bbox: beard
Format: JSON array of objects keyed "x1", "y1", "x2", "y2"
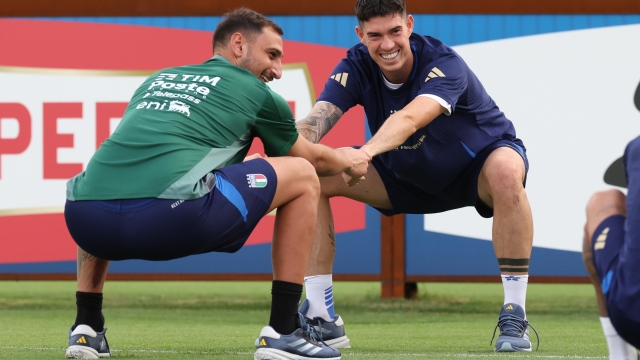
[{"x1": 237, "y1": 47, "x2": 260, "y2": 79}]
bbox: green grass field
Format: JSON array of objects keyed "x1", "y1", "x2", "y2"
[{"x1": 0, "y1": 281, "x2": 610, "y2": 359}]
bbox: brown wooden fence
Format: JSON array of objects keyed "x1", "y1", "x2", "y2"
[{"x1": 1, "y1": 0, "x2": 639, "y2": 16}]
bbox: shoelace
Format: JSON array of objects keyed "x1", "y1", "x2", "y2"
[
  {"x1": 490, "y1": 314, "x2": 540, "y2": 351},
  {"x1": 312, "y1": 319, "x2": 327, "y2": 341},
  {"x1": 298, "y1": 313, "x2": 331, "y2": 348}
]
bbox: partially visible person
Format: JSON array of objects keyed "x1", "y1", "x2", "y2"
[
  {"x1": 583, "y1": 135, "x2": 640, "y2": 360},
  {"x1": 64, "y1": 8, "x2": 370, "y2": 360},
  {"x1": 296, "y1": 0, "x2": 535, "y2": 352}
]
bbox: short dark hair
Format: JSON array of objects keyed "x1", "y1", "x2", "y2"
[
  {"x1": 355, "y1": 0, "x2": 406, "y2": 26},
  {"x1": 212, "y1": 8, "x2": 283, "y2": 52}
]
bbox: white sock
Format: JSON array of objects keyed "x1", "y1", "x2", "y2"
[
  {"x1": 502, "y1": 274, "x2": 528, "y2": 314},
  {"x1": 600, "y1": 317, "x2": 638, "y2": 360},
  {"x1": 303, "y1": 274, "x2": 335, "y2": 321}
]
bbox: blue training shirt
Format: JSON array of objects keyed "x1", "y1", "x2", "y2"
[{"x1": 318, "y1": 33, "x2": 524, "y2": 192}]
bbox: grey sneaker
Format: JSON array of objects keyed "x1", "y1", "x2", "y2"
[
  {"x1": 254, "y1": 313, "x2": 341, "y2": 360},
  {"x1": 66, "y1": 325, "x2": 111, "y2": 358},
  {"x1": 299, "y1": 299, "x2": 350, "y2": 348},
  {"x1": 491, "y1": 303, "x2": 539, "y2": 352}
]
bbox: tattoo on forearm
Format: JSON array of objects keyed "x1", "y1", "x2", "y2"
[
  {"x1": 82, "y1": 250, "x2": 95, "y2": 262},
  {"x1": 296, "y1": 102, "x2": 343, "y2": 144}
]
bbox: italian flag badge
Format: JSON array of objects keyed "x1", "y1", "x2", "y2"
[{"x1": 247, "y1": 174, "x2": 268, "y2": 188}]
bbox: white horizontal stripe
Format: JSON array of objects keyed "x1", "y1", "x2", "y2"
[
  {"x1": 288, "y1": 338, "x2": 307, "y2": 347},
  {"x1": 298, "y1": 343, "x2": 314, "y2": 352}
]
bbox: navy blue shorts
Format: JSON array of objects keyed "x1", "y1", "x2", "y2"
[
  {"x1": 64, "y1": 158, "x2": 277, "y2": 261},
  {"x1": 591, "y1": 216, "x2": 640, "y2": 348},
  {"x1": 372, "y1": 139, "x2": 528, "y2": 217},
  {"x1": 591, "y1": 136, "x2": 640, "y2": 348}
]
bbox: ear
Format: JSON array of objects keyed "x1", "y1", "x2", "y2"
[
  {"x1": 355, "y1": 26, "x2": 365, "y2": 45},
  {"x1": 229, "y1": 32, "x2": 245, "y2": 58},
  {"x1": 406, "y1": 14, "x2": 414, "y2": 34}
]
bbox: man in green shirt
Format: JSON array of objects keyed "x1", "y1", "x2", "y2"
[{"x1": 64, "y1": 8, "x2": 368, "y2": 360}]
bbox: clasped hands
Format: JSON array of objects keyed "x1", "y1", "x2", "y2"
[
  {"x1": 242, "y1": 147, "x2": 371, "y2": 187},
  {"x1": 338, "y1": 147, "x2": 372, "y2": 187}
]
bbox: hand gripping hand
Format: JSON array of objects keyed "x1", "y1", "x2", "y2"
[{"x1": 339, "y1": 147, "x2": 372, "y2": 186}]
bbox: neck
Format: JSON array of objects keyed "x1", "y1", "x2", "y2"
[{"x1": 212, "y1": 49, "x2": 238, "y2": 66}]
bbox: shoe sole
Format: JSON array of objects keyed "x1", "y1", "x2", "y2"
[
  {"x1": 254, "y1": 348, "x2": 341, "y2": 360},
  {"x1": 324, "y1": 336, "x2": 350, "y2": 349},
  {"x1": 66, "y1": 346, "x2": 110, "y2": 358},
  {"x1": 494, "y1": 342, "x2": 532, "y2": 352}
]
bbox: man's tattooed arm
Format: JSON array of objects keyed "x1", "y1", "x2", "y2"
[{"x1": 296, "y1": 102, "x2": 343, "y2": 144}]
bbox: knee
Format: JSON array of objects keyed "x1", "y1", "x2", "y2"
[
  {"x1": 586, "y1": 189, "x2": 626, "y2": 217},
  {"x1": 484, "y1": 157, "x2": 526, "y2": 198},
  {"x1": 293, "y1": 158, "x2": 321, "y2": 197},
  {"x1": 584, "y1": 189, "x2": 626, "y2": 241}
]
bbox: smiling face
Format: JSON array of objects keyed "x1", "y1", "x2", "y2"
[
  {"x1": 237, "y1": 27, "x2": 284, "y2": 83},
  {"x1": 356, "y1": 13, "x2": 414, "y2": 84}
]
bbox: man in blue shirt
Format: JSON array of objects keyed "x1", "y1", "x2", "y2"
[
  {"x1": 296, "y1": 0, "x2": 535, "y2": 352},
  {"x1": 583, "y1": 136, "x2": 640, "y2": 359}
]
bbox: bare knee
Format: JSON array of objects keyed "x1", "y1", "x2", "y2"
[
  {"x1": 586, "y1": 189, "x2": 626, "y2": 215},
  {"x1": 490, "y1": 163, "x2": 524, "y2": 191},
  {"x1": 292, "y1": 157, "x2": 320, "y2": 197},
  {"x1": 266, "y1": 157, "x2": 320, "y2": 209},
  {"x1": 587, "y1": 189, "x2": 627, "y2": 223},
  {"x1": 585, "y1": 189, "x2": 626, "y2": 236},
  {"x1": 480, "y1": 150, "x2": 526, "y2": 205}
]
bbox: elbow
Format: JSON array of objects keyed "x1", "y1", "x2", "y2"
[{"x1": 404, "y1": 115, "x2": 422, "y2": 134}]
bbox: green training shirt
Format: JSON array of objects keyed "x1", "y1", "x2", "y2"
[{"x1": 67, "y1": 56, "x2": 298, "y2": 201}]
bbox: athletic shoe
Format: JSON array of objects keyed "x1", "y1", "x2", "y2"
[
  {"x1": 491, "y1": 303, "x2": 539, "y2": 352},
  {"x1": 298, "y1": 299, "x2": 350, "y2": 348},
  {"x1": 254, "y1": 313, "x2": 341, "y2": 360},
  {"x1": 66, "y1": 324, "x2": 111, "y2": 358}
]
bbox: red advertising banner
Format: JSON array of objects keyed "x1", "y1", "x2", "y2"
[{"x1": 0, "y1": 20, "x2": 366, "y2": 264}]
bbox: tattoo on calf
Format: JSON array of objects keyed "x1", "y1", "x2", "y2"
[
  {"x1": 81, "y1": 250, "x2": 96, "y2": 262},
  {"x1": 497, "y1": 258, "x2": 529, "y2": 274},
  {"x1": 328, "y1": 224, "x2": 336, "y2": 248}
]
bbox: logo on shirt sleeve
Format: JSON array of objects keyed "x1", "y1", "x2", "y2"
[
  {"x1": 424, "y1": 67, "x2": 445, "y2": 82},
  {"x1": 247, "y1": 174, "x2": 268, "y2": 188},
  {"x1": 330, "y1": 72, "x2": 349, "y2": 87}
]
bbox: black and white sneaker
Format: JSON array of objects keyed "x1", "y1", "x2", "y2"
[
  {"x1": 254, "y1": 313, "x2": 341, "y2": 360},
  {"x1": 299, "y1": 299, "x2": 350, "y2": 348},
  {"x1": 66, "y1": 324, "x2": 111, "y2": 358}
]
